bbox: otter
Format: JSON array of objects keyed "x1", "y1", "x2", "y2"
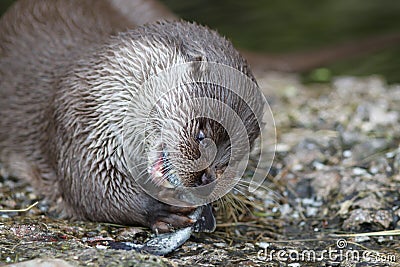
[{"x1": 0, "y1": 0, "x2": 263, "y2": 234}]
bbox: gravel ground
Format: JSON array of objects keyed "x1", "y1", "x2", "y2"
[{"x1": 1, "y1": 72, "x2": 399, "y2": 266}]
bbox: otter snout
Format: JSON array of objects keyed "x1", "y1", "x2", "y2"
[
  {"x1": 199, "y1": 169, "x2": 215, "y2": 186},
  {"x1": 197, "y1": 165, "x2": 226, "y2": 186}
]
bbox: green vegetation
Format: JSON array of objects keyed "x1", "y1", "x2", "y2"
[
  {"x1": 162, "y1": 0, "x2": 400, "y2": 83},
  {"x1": 1, "y1": 0, "x2": 399, "y2": 83}
]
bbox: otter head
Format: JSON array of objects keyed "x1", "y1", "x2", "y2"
[
  {"x1": 126, "y1": 60, "x2": 264, "y2": 206},
  {"x1": 112, "y1": 21, "x2": 267, "y2": 208}
]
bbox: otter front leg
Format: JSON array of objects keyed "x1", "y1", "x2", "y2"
[
  {"x1": 136, "y1": 184, "x2": 199, "y2": 233},
  {"x1": 146, "y1": 200, "x2": 197, "y2": 233}
]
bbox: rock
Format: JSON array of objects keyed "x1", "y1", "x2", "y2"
[
  {"x1": 353, "y1": 195, "x2": 383, "y2": 210},
  {"x1": 343, "y1": 209, "x2": 393, "y2": 230},
  {"x1": 6, "y1": 259, "x2": 74, "y2": 267}
]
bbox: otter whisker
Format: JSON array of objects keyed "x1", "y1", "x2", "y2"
[
  {"x1": 236, "y1": 180, "x2": 283, "y2": 202},
  {"x1": 126, "y1": 161, "x2": 149, "y2": 171}
]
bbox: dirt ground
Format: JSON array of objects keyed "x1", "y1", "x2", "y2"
[{"x1": 1, "y1": 72, "x2": 399, "y2": 266}]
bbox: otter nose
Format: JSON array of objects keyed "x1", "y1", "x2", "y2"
[{"x1": 199, "y1": 168, "x2": 215, "y2": 186}]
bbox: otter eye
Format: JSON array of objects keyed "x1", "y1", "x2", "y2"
[{"x1": 196, "y1": 130, "x2": 205, "y2": 142}]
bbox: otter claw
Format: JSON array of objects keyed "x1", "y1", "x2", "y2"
[
  {"x1": 151, "y1": 213, "x2": 195, "y2": 233},
  {"x1": 151, "y1": 221, "x2": 172, "y2": 234}
]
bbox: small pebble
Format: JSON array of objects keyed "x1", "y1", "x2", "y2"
[
  {"x1": 343, "y1": 150, "x2": 352, "y2": 158},
  {"x1": 354, "y1": 236, "x2": 370, "y2": 242},
  {"x1": 312, "y1": 161, "x2": 326, "y2": 170},
  {"x1": 352, "y1": 167, "x2": 367, "y2": 176},
  {"x1": 213, "y1": 242, "x2": 227, "y2": 248},
  {"x1": 369, "y1": 166, "x2": 379, "y2": 174},
  {"x1": 256, "y1": 242, "x2": 270, "y2": 249}
]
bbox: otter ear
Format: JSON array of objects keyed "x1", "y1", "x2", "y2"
[{"x1": 189, "y1": 55, "x2": 208, "y2": 78}]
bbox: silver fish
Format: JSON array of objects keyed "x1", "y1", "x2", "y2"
[{"x1": 109, "y1": 204, "x2": 215, "y2": 255}]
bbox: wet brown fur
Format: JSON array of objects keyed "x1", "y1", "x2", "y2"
[{"x1": 0, "y1": 0, "x2": 262, "y2": 231}]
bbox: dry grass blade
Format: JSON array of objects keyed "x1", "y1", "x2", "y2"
[
  {"x1": 331, "y1": 230, "x2": 400, "y2": 237},
  {"x1": 0, "y1": 201, "x2": 38, "y2": 213}
]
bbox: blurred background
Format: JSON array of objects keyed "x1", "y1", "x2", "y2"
[{"x1": 1, "y1": 0, "x2": 399, "y2": 83}]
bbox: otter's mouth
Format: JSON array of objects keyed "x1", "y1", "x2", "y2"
[
  {"x1": 148, "y1": 150, "x2": 181, "y2": 188},
  {"x1": 148, "y1": 150, "x2": 217, "y2": 232}
]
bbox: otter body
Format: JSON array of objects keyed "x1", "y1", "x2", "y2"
[{"x1": 0, "y1": 0, "x2": 261, "y2": 232}]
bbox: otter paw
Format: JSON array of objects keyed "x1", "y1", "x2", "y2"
[{"x1": 149, "y1": 204, "x2": 196, "y2": 233}]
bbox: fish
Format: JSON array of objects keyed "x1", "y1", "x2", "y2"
[{"x1": 108, "y1": 204, "x2": 216, "y2": 255}]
